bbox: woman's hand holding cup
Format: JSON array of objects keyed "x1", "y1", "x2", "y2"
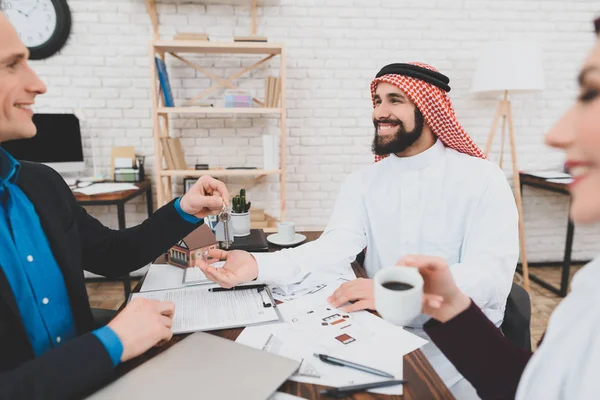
[
  {"x1": 395, "y1": 255, "x2": 471, "y2": 323},
  {"x1": 374, "y1": 255, "x2": 472, "y2": 326}
]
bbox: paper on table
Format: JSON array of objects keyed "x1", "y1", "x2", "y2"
[
  {"x1": 547, "y1": 178, "x2": 574, "y2": 184},
  {"x1": 524, "y1": 170, "x2": 571, "y2": 179},
  {"x1": 140, "y1": 264, "x2": 185, "y2": 292},
  {"x1": 268, "y1": 392, "x2": 306, "y2": 400},
  {"x1": 236, "y1": 294, "x2": 428, "y2": 395},
  {"x1": 74, "y1": 183, "x2": 138, "y2": 195},
  {"x1": 270, "y1": 263, "x2": 356, "y2": 302},
  {"x1": 183, "y1": 261, "x2": 225, "y2": 285},
  {"x1": 131, "y1": 285, "x2": 281, "y2": 333},
  {"x1": 114, "y1": 157, "x2": 133, "y2": 168}
]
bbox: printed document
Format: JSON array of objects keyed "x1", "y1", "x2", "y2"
[{"x1": 131, "y1": 285, "x2": 281, "y2": 333}]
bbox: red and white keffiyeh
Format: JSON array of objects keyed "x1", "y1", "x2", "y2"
[{"x1": 370, "y1": 62, "x2": 485, "y2": 162}]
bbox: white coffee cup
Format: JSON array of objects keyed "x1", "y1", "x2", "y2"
[
  {"x1": 374, "y1": 266, "x2": 424, "y2": 326},
  {"x1": 277, "y1": 221, "x2": 296, "y2": 242}
]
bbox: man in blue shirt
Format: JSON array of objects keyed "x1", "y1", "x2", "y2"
[{"x1": 0, "y1": 12, "x2": 229, "y2": 399}]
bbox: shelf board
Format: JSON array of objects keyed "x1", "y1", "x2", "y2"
[
  {"x1": 190, "y1": 0, "x2": 279, "y2": 4},
  {"x1": 156, "y1": 107, "x2": 281, "y2": 115},
  {"x1": 153, "y1": 40, "x2": 284, "y2": 55},
  {"x1": 160, "y1": 169, "x2": 281, "y2": 177}
]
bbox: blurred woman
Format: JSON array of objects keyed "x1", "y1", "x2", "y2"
[{"x1": 397, "y1": 17, "x2": 600, "y2": 400}]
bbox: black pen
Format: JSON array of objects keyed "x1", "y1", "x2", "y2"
[
  {"x1": 314, "y1": 353, "x2": 394, "y2": 379},
  {"x1": 208, "y1": 284, "x2": 266, "y2": 292},
  {"x1": 320, "y1": 380, "x2": 407, "y2": 398}
]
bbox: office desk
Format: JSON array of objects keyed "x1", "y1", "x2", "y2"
[
  {"x1": 118, "y1": 231, "x2": 454, "y2": 399},
  {"x1": 519, "y1": 172, "x2": 575, "y2": 297},
  {"x1": 74, "y1": 180, "x2": 152, "y2": 298}
]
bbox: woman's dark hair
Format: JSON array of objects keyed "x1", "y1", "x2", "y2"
[{"x1": 595, "y1": 17, "x2": 600, "y2": 36}]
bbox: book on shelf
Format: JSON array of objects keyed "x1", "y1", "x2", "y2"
[
  {"x1": 155, "y1": 57, "x2": 174, "y2": 107},
  {"x1": 233, "y1": 36, "x2": 268, "y2": 42},
  {"x1": 169, "y1": 138, "x2": 188, "y2": 170},
  {"x1": 270, "y1": 77, "x2": 277, "y2": 107},
  {"x1": 173, "y1": 32, "x2": 209, "y2": 41},
  {"x1": 160, "y1": 137, "x2": 175, "y2": 170},
  {"x1": 264, "y1": 76, "x2": 280, "y2": 108},
  {"x1": 160, "y1": 137, "x2": 187, "y2": 170},
  {"x1": 273, "y1": 76, "x2": 281, "y2": 107},
  {"x1": 264, "y1": 76, "x2": 270, "y2": 109}
]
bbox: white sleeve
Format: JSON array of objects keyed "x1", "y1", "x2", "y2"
[
  {"x1": 449, "y1": 167, "x2": 520, "y2": 321},
  {"x1": 254, "y1": 173, "x2": 368, "y2": 286}
]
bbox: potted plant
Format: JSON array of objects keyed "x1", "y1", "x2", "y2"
[{"x1": 231, "y1": 188, "x2": 251, "y2": 237}]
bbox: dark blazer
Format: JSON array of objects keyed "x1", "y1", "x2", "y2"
[
  {"x1": 424, "y1": 301, "x2": 533, "y2": 400},
  {"x1": 0, "y1": 162, "x2": 200, "y2": 399}
]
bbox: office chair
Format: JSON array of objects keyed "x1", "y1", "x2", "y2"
[{"x1": 501, "y1": 283, "x2": 532, "y2": 351}]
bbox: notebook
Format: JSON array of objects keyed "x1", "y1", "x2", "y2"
[{"x1": 230, "y1": 229, "x2": 269, "y2": 252}]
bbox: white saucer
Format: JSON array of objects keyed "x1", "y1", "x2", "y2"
[{"x1": 267, "y1": 233, "x2": 307, "y2": 247}]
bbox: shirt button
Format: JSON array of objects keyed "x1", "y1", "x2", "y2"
[
  {"x1": 27, "y1": 255, "x2": 33, "y2": 262},
  {"x1": 56, "y1": 337, "x2": 61, "y2": 343},
  {"x1": 42, "y1": 298, "x2": 49, "y2": 305}
]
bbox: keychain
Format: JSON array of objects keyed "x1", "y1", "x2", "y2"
[{"x1": 218, "y1": 203, "x2": 232, "y2": 250}]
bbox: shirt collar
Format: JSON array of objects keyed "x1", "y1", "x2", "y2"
[
  {"x1": 386, "y1": 139, "x2": 446, "y2": 171},
  {"x1": 0, "y1": 146, "x2": 21, "y2": 185}
]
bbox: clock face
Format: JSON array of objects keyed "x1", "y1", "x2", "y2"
[
  {"x1": 2, "y1": 0, "x2": 71, "y2": 60},
  {"x1": 4, "y1": 0, "x2": 57, "y2": 48}
]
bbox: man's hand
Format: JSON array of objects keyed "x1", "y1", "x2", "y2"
[
  {"x1": 328, "y1": 278, "x2": 375, "y2": 312},
  {"x1": 397, "y1": 255, "x2": 471, "y2": 323},
  {"x1": 179, "y1": 176, "x2": 230, "y2": 219},
  {"x1": 196, "y1": 248, "x2": 258, "y2": 288},
  {"x1": 107, "y1": 298, "x2": 175, "y2": 362}
]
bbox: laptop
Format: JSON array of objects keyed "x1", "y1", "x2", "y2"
[{"x1": 86, "y1": 332, "x2": 300, "y2": 400}]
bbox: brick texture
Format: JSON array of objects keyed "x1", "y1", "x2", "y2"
[{"x1": 29, "y1": 0, "x2": 600, "y2": 263}]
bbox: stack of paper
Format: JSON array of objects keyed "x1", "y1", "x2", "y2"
[
  {"x1": 270, "y1": 263, "x2": 356, "y2": 302},
  {"x1": 236, "y1": 286, "x2": 428, "y2": 396},
  {"x1": 132, "y1": 285, "x2": 281, "y2": 333},
  {"x1": 73, "y1": 183, "x2": 138, "y2": 195},
  {"x1": 524, "y1": 170, "x2": 571, "y2": 179}
]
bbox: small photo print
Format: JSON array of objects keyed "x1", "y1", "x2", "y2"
[
  {"x1": 335, "y1": 333, "x2": 356, "y2": 345},
  {"x1": 183, "y1": 178, "x2": 196, "y2": 194}
]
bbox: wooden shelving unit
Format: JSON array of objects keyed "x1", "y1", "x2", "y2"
[{"x1": 145, "y1": 2, "x2": 287, "y2": 222}]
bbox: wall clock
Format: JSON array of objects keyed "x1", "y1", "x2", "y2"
[{"x1": 2, "y1": 0, "x2": 72, "y2": 60}]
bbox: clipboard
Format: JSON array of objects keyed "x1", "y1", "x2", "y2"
[{"x1": 129, "y1": 284, "x2": 282, "y2": 334}]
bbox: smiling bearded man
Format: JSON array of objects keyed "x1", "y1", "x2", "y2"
[{"x1": 196, "y1": 62, "x2": 519, "y2": 399}]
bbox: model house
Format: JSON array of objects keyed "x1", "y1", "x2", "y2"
[{"x1": 167, "y1": 224, "x2": 218, "y2": 268}]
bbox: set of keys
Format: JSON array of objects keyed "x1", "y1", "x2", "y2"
[{"x1": 218, "y1": 203, "x2": 232, "y2": 250}]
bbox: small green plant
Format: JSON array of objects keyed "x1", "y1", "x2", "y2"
[{"x1": 232, "y1": 188, "x2": 251, "y2": 213}]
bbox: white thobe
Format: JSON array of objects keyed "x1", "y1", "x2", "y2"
[
  {"x1": 253, "y1": 140, "x2": 519, "y2": 389},
  {"x1": 516, "y1": 256, "x2": 600, "y2": 399}
]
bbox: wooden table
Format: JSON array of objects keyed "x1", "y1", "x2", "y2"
[
  {"x1": 118, "y1": 231, "x2": 454, "y2": 399},
  {"x1": 75, "y1": 180, "x2": 152, "y2": 297},
  {"x1": 519, "y1": 172, "x2": 580, "y2": 297}
]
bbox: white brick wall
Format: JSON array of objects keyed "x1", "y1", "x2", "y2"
[{"x1": 29, "y1": 0, "x2": 600, "y2": 262}]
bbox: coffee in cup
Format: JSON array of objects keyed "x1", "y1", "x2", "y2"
[
  {"x1": 381, "y1": 281, "x2": 414, "y2": 291},
  {"x1": 374, "y1": 266, "x2": 423, "y2": 326}
]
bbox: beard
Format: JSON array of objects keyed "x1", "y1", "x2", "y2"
[{"x1": 371, "y1": 107, "x2": 425, "y2": 156}]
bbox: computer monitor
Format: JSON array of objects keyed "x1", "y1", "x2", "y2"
[{"x1": 1, "y1": 113, "x2": 85, "y2": 173}]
